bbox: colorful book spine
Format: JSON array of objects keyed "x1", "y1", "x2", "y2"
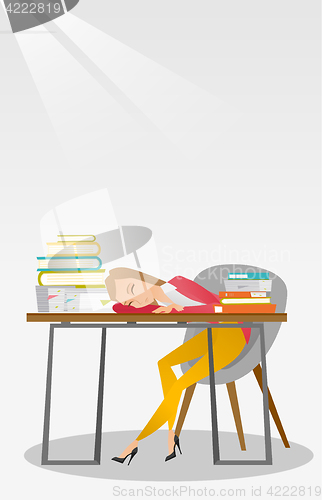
[
  {"x1": 224, "y1": 280, "x2": 272, "y2": 292},
  {"x1": 46, "y1": 242, "x2": 101, "y2": 256},
  {"x1": 216, "y1": 304, "x2": 276, "y2": 313},
  {"x1": 219, "y1": 291, "x2": 267, "y2": 298},
  {"x1": 57, "y1": 234, "x2": 96, "y2": 242},
  {"x1": 38, "y1": 269, "x2": 105, "y2": 286},
  {"x1": 228, "y1": 272, "x2": 270, "y2": 280},
  {"x1": 37, "y1": 256, "x2": 102, "y2": 271},
  {"x1": 220, "y1": 298, "x2": 271, "y2": 305}
]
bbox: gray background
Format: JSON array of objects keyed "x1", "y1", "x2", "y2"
[{"x1": 0, "y1": 0, "x2": 321, "y2": 496}]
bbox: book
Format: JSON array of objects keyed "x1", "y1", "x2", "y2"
[
  {"x1": 214, "y1": 303, "x2": 276, "y2": 313},
  {"x1": 228, "y1": 272, "x2": 270, "y2": 280},
  {"x1": 48, "y1": 295, "x2": 65, "y2": 312},
  {"x1": 66, "y1": 291, "x2": 111, "y2": 312},
  {"x1": 224, "y1": 280, "x2": 272, "y2": 292},
  {"x1": 57, "y1": 234, "x2": 96, "y2": 242},
  {"x1": 219, "y1": 291, "x2": 268, "y2": 298},
  {"x1": 220, "y1": 298, "x2": 271, "y2": 305},
  {"x1": 37, "y1": 256, "x2": 102, "y2": 271},
  {"x1": 35, "y1": 287, "x2": 66, "y2": 312},
  {"x1": 46, "y1": 242, "x2": 101, "y2": 256},
  {"x1": 72, "y1": 285, "x2": 106, "y2": 288},
  {"x1": 38, "y1": 270, "x2": 105, "y2": 286},
  {"x1": 35, "y1": 286, "x2": 111, "y2": 312}
]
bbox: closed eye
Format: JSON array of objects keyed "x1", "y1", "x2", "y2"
[{"x1": 128, "y1": 301, "x2": 134, "y2": 307}]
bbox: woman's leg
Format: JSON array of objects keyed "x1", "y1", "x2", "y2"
[
  {"x1": 158, "y1": 328, "x2": 208, "y2": 429},
  {"x1": 137, "y1": 353, "x2": 210, "y2": 441},
  {"x1": 137, "y1": 327, "x2": 246, "y2": 442}
]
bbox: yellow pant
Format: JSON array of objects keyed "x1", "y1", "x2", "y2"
[{"x1": 136, "y1": 326, "x2": 246, "y2": 441}]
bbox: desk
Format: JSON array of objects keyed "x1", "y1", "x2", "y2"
[{"x1": 26, "y1": 312, "x2": 287, "y2": 466}]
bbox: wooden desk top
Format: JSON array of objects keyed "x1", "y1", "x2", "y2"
[{"x1": 26, "y1": 313, "x2": 287, "y2": 323}]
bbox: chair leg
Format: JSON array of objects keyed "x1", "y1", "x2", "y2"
[
  {"x1": 175, "y1": 383, "x2": 197, "y2": 437},
  {"x1": 253, "y1": 363, "x2": 290, "y2": 448},
  {"x1": 226, "y1": 381, "x2": 247, "y2": 451}
]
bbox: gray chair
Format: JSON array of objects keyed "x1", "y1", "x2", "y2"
[{"x1": 175, "y1": 264, "x2": 289, "y2": 450}]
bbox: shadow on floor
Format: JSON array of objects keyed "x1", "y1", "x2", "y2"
[{"x1": 24, "y1": 430, "x2": 313, "y2": 481}]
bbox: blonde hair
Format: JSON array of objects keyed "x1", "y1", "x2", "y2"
[{"x1": 105, "y1": 267, "x2": 165, "y2": 302}]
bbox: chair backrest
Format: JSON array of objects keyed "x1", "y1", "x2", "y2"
[{"x1": 180, "y1": 264, "x2": 287, "y2": 385}]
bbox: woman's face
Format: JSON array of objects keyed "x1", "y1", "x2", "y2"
[{"x1": 115, "y1": 277, "x2": 155, "y2": 308}]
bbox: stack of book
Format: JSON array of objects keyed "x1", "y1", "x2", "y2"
[
  {"x1": 215, "y1": 272, "x2": 276, "y2": 313},
  {"x1": 36, "y1": 287, "x2": 66, "y2": 312},
  {"x1": 36, "y1": 235, "x2": 111, "y2": 312}
]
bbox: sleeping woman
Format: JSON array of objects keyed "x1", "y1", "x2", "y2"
[{"x1": 105, "y1": 267, "x2": 250, "y2": 465}]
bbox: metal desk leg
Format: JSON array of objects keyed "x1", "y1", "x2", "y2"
[
  {"x1": 207, "y1": 327, "x2": 220, "y2": 464},
  {"x1": 41, "y1": 324, "x2": 54, "y2": 465},
  {"x1": 41, "y1": 325, "x2": 107, "y2": 465},
  {"x1": 259, "y1": 323, "x2": 273, "y2": 465},
  {"x1": 208, "y1": 323, "x2": 273, "y2": 466},
  {"x1": 94, "y1": 328, "x2": 107, "y2": 463}
]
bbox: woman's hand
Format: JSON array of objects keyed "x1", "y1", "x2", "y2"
[{"x1": 153, "y1": 303, "x2": 184, "y2": 314}]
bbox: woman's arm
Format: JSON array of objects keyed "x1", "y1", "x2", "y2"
[
  {"x1": 151, "y1": 285, "x2": 184, "y2": 313},
  {"x1": 112, "y1": 302, "x2": 216, "y2": 314}
]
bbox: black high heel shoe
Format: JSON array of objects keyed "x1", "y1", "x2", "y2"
[
  {"x1": 165, "y1": 435, "x2": 182, "y2": 462},
  {"x1": 111, "y1": 447, "x2": 138, "y2": 465}
]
